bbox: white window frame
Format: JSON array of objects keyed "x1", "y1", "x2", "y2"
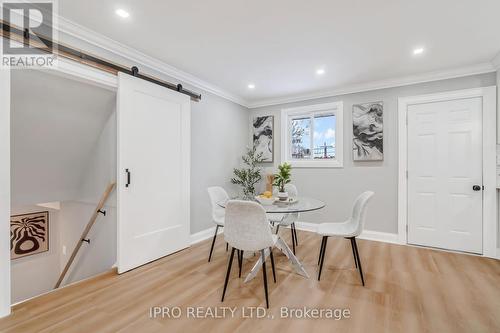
[{"x1": 281, "y1": 101, "x2": 343, "y2": 168}]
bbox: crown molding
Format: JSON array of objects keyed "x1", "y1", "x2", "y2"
[
  {"x1": 247, "y1": 62, "x2": 496, "y2": 108},
  {"x1": 53, "y1": 15, "x2": 498, "y2": 110},
  {"x1": 55, "y1": 16, "x2": 249, "y2": 107},
  {"x1": 492, "y1": 51, "x2": 500, "y2": 70}
]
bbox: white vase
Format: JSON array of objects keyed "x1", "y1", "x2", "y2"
[{"x1": 278, "y1": 191, "x2": 289, "y2": 201}]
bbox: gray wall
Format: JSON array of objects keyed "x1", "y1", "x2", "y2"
[
  {"x1": 250, "y1": 73, "x2": 497, "y2": 234},
  {"x1": 190, "y1": 92, "x2": 249, "y2": 233}
]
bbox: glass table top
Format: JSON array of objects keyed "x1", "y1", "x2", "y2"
[{"x1": 218, "y1": 196, "x2": 325, "y2": 214}]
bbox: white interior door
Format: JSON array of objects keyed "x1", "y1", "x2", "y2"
[
  {"x1": 407, "y1": 97, "x2": 483, "y2": 254},
  {"x1": 117, "y1": 72, "x2": 190, "y2": 274}
]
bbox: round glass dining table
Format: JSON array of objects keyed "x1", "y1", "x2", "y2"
[
  {"x1": 217, "y1": 196, "x2": 325, "y2": 214},
  {"x1": 217, "y1": 196, "x2": 326, "y2": 282}
]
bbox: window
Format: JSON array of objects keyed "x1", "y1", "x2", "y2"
[{"x1": 281, "y1": 102, "x2": 343, "y2": 168}]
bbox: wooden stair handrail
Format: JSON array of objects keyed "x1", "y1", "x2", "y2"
[{"x1": 54, "y1": 183, "x2": 116, "y2": 289}]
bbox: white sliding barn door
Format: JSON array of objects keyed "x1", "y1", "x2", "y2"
[
  {"x1": 117, "y1": 72, "x2": 190, "y2": 274},
  {"x1": 407, "y1": 97, "x2": 483, "y2": 254}
]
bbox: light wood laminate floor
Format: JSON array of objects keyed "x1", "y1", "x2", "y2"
[{"x1": 1, "y1": 230, "x2": 499, "y2": 333}]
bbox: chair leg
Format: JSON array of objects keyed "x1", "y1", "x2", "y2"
[
  {"x1": 208, "y1": 225, "x2": 220, "y2": 262},
  {"x1": 291, "y1": 227, "x2": 296, "y2": 255},
  {"x1": 318, "y1": 236, "x2": 326, "y2": 265},
  {"x1": 349, "y1": 238, "x2": 358, "y2": 268},
  {"x1": 275, "y1": 224, "x2": 280, "y2": 234},
  {"x1": 261, "y1": 250, "x2": 269, "y2": 308},
  {"x1": 226, "y1": 242, "x2": 228, "y2": 252},
  {"x1": 318, "y1": 236, "x2": 328, "y2": 281},
  {"x1": 238, "y1": 250, "x2": 244, "y2": 278},
  {"x1": 269, "y1": 247, "x2": 276, "y2": 283},
  {"x1": 292, "y1": 223, "x2": 298, "y2": 245},
  {"x1": 221, "y1": 247, "x2": 236, "y2": 302},
  {"x1": 352, "y1": 238, "x2": 365, "y2": 286}
]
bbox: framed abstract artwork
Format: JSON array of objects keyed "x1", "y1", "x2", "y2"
[
  {"x1": 10, "y1": 211, "x2": 49, "y2": 260},
  {"x1": 253, "y1": 115, "x2": 274, "y2": 162},
  {"x1": 352, "y1": 102, "x2": 383, "y2": 161}
]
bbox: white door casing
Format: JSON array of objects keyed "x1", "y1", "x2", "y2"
[
  {"x1": 407, "y1": 98, "x2": 483, "y2": 253},
  {"x1": 0, "y1": 69, "x2": 11, "y2": 317},
  {"x1": 398, "y1": 87, "x2": 497, "y2": 258},
  {"x1": 117, "y1": 72, "x2": 190, "y2": 274}
]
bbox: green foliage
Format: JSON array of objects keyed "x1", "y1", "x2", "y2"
[
  {"x1": 273, "y1": 162, "x2": 292, "y2": 192},
  {"x1": 231, "y1": 146, "x2": 264, "y2": 198}
]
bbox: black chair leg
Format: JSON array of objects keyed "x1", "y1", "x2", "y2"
[
  {"x1": 291, "y1": 227, "x2": 296, "y2": 255},
  {"x1": 208, "y1": 225, "x2": 220, "y2": 262},
  {"x1": 221, "y1": 247, "x2": 236, "y2": 301},
  {"x1": 226, "y1": 242, "x2": 228, "y2": 252},
  {"x1": 349, "y1": 238, "x2": 358, "y2": 268},
  {"x1": 238, "y1": 250, "x2": 244, "y2": 278},
  {"x1": 275, "y1": 224, "x2": 280, "y2": 234},
  {"x1": 292, "y1": 223, "x2": 298, "y2": 245},
  {"x1": 352, "y1": 238, "x2": 365, "y2": 286},
  {"x1": 261, "y1": 249, "x2": 269, "y2": 308},
  {"x1": 318, "y1": 236, "x2": 328, "y2": 281},
  {"x1": 269, "y1": 247, "x2": 276, "y2": 283},
  {"x1": 318, "y1": 236, "x2": 326, "y2": 265}
]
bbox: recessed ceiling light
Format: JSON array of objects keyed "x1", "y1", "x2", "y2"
[
  {"x1": 413, "y1": 47, "x2": 425, "y2": 55},
  {"x1": 115, "y1": 9, "x2": 130, "y2": 18},
  {"x1": 316, "y1": 68, "x2": 325, "y2": 75},
  {"x1": 247, "y1": 83, "x2": 255, "y2": 89}
]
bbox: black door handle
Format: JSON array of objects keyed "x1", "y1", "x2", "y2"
[
  {"x1": 472, "y1": 185, "x2": 481, "y2": 191},
  {"x1": 125, "y1": 169, "x2": 131, "y2": 187}
]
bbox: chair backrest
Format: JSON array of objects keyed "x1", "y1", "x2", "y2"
[
  {"x1": 207, "y1": 186, "x2": 229, "y2": 222},
  {"x1": 224, "y1": 200, "x2": 275, "y2": 251},
  {"x1": 350, "y1": 191, "x2": 375, "y2": 236},
  {"x1": 284, "y1": 183, "x2": 298, "y2": 197}
]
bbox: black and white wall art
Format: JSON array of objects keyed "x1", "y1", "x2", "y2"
[
  {"x1": 10, "y1": 211, "x2": 49, "y2": 259},
  {"x1": 253, "y1": 116, "x2": 274, "y2": 162},
  {"x1": 352, "y1": 102, "x2": 383, "y2": 161}
]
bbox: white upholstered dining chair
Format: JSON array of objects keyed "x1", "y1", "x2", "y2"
[
  {"x1": 316, "y1": 191, "x2": 374, "y2": 285},
  {"x1": 207, "y1": 186, "x2": 229, "y2": 262},
  {"x1": 222, "y1": 200, "x2": 277, "y2": 308},
  {"x1": 268, "y1": 183, "x2": 299, "y2": 254}
]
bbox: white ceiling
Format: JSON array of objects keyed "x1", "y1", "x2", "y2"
[{"x1": 58, "y1": 0, "x2": 500, "y2": 106}]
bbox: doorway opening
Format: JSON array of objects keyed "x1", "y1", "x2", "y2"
[{"x1": 10, "y1": 69, "x2": 117, "y2": 304}]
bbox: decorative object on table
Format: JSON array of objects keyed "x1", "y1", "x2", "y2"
[
  {"x1": 252, "y1": 116, "x2": 274, "y2": 162},
  {"x1": 231, "y1": 146, "x2": 265, "y2": 199},
  {"x1": 10, "y1": 211, "x2": 49, "y2": 259},
  {"x1": 255, "y1": 191, "x2": 276, "y2": 206},
  {"x1": 273, "y1": 162, "x2": 292, "y2": 201},
  {"x1": 275, "y1": 197, "x2": 299, "y2": 205},
  {"x1": 352, "y1": 102, "x2": 383, "y2": 161},
  {"x1": 265, "y1": 174, "x2": 274, "y2": 193}
]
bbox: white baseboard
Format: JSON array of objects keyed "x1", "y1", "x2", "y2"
[
  {"x1": 190, "y1": 222, "x2": 401, "y2": 247},
  {"x1": 358, "y1": 230, "x2": 401, "y2": 244},
  {"x1": 294, "y1": 221, "x2": 401, "y2": 244},
  {"x1": 190, "y1": 226, "x2": 223, "y2": 245}
]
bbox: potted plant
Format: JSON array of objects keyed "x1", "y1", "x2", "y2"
[
  {"x1": 231, "y1": 146, "x2": 265, "y2": 199},
  {"x1": 273, "y1": 162, "x2": 292, "y2": 201}
]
